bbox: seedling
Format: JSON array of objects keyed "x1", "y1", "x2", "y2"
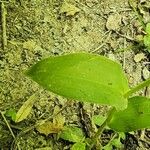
[{"x1": 26, "y1": 53, "x2": 150, "y2": 149}]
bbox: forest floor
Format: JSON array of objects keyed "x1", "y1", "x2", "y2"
[{"x1": 0, "y1": 0, "x2": 150, "y2": 150}]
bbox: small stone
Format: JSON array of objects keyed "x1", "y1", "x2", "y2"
[
  {"x1": 142, "y1": 67, "x2": 150, "y2": 80},
  {"x1": 140, "y1": 0, "x2": 147, "y2": 3},
  {"x1": 128, "y1": 76, "x2": 134, "y2": 84},
  {"x1": 134, "y1": 53, "x2": 145, "y2": 62},
  {"x1": 60, "y1": 2, "x2": 80, "y2": 16},
  {"x1": 106, "y1": 14, "x2": 122, "y2": 31}
]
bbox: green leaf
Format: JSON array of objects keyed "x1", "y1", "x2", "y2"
[
  {"x1": 26, "y1": 53, "x2": 129, "y2": 110},
  {"x1": 71, "y1": 142, "x2": 86, "y2": 150},
  {"x1": 5, "y1": 108, "x2": 16, "y2": 122},
  {"x1": 102, "y1": 144, "x2": 112, "y2": 150},
  {"x1": 111, "y1": 139, "x2": 122, "y2": 148},
  {"x1": 92, "y1": 115, "x2": 106, "y2": 126},
  {"x1": 108, "y1": 96, "x2": 150, "y2": 132},
  {"x1": 59, "y1": 126, "x2": 85, "y2": 143},
  {"x1": 145, "y1": 23, "x2": 150, "y2": 34},
  {"x1": 15, "y1": 94, "x2": 36, "y2": 122},
  {"x1": 118, "y1": 132, "x2": 125, "y2": 140},
  {"x1": 103, "y1": 138, "x2": 122, "y2": 150}
]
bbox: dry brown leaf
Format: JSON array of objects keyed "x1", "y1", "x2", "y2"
[
  {"x1": 36, "y1": 106, "x2": 65, "y2": 136},
  {"x1": 36, "y1": 121, "x2": 63, "y2": 136}
]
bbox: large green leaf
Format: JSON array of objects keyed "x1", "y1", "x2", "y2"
[
  {"x1": 26, "y1": 53, "x2": 129, "y2": 110},
  {"x1": 108, "y1": 96, "x2": 150, "y2": 132}
]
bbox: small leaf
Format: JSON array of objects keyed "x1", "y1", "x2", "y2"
[
  {"x1": 145, "y1": 23, "x2": 150, "y2": 34},
  {"x1": 103, "y1": 138, "x2": 123, "y2": 149},
  {"x1": 15, "y1": 94, "x2": 36, "y2": 122},
  {"x1": 103, "y1": 133, "x2": 124, "y2": 149},
  {"x1": 26, "y1": 53, "x2": 129, "y2": 111},
  {"x1": 92, "y1": 115, "x2": 106, "y2": 126},
  {"x1": 5, "y1": 108, "x2": 16, "y2": 121},
  {"x1": 71, "y1": 142, "x2": 86, "y2": 150},
  {"x1": 109, "y1": 96, "x2": 150, "y2": 132},
  {"x1": 118, "y1": 132, "x2": 125, "y2": 140},
  {"x1": 111, "y1": 139, "x2": 122, "y2": 148},
  {"x1": 102, "y1": 144, "x2": 112, "y2": 150},
  {"x1": 59, "y1": 126, "x2": 85, "y2": 143}
]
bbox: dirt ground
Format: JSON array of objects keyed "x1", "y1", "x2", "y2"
[{"x1": 0, "y1": 0, "x2": 150, "y2": 150}]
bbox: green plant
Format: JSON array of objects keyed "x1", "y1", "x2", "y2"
[
  {"x1": 26, "y1": 53, "x2": 150, "y2": 149},
  {"x1": 129, "y1": 0, "x2": 150, "y2": 53},
  {"x1": 144, "y1": 23, "x2": 150, "y2": 52}
]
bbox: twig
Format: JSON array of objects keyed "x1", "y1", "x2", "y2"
[
  {"x1": 122, "y1": 38, "x2": 127, "y2": 69},
  {"x1": 0, "y1": 120, "x2": 22, "y2": 130},
  {"x1": 115, "y1": 31, "x2": 136, "y2": 42},
  {"x1": 78, "y1": 102, "x2": 93, "y2": 138},
  {"x1": 1, "y1": 2, "x2": 7, "y2": 49}
]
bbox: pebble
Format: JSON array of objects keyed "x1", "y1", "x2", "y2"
[
  {"x1": 142, "y1": 67, "x2": 150, "y2": 80},
  {"x1": 106, "y1": 14, "x2": 122, "y2": 31},
  {"x1": 140, "y1": 0, "x2": 147, "y2": 3},
  {"x1": 134, "y1": 53, "x2": 145, "y2": 62},
  {"x1": 128, "y1": 76, "x2": 134, "y2": 84}
]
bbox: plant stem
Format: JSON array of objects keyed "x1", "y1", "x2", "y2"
[
  {"x1": 89, "y1": 107, "x2": 116, "y2": 149},
  {"x1": 124, "y1": 78, "x2": 150, "y2": 98},
  {"x1": 89, "y1": 78, "x2": 150, "y2": 149}
]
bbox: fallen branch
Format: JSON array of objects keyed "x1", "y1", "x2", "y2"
[{"x1": 1, "y1": 1, "x2": 7, "y2": 50}]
